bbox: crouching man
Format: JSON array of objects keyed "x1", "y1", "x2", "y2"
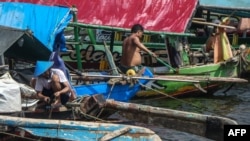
[{"x1": 33, "y1": 61, "x2": 71, "y2": 108}]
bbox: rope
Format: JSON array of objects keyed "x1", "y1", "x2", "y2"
[
  {"x1": 48, "y1": 106, "x2": 53, "y2": 119},
  {"x1": 0, "y1": 131, "x2": 38, "y2": 141},
  {"x1": 71, "y1": 97, "x2": 107, "y2": 121},
  {"x1": 240, "y1": 52, "x2": 250, "y2": 72},
  {"x1": 96, "y1": 83, "x2": 116, "y2": 118},
  {"x1": 78, "y1": 110, "x2": 107, "y2": 122},
  {"x1": 137, "y1": 80, "x2": 226, "y2": 116}
]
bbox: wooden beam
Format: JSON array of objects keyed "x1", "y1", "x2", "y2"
[{"x1": 192, "y1": 20, "x2": 236, "y2": 29}]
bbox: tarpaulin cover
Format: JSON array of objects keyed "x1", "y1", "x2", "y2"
[
  {"x1": 1, "y1": 26, "x2": 52, "y2": 61},
  {"x1": 2, "y1": 0, "x2": 198, "y2": 33},
  {"x1": 199, "y1": 0, "x2": 250, "y2": 18},
  {"x1": 0, "y1": 71, "x2": 37, "y2": 113},
  {"x1": 0, "y1": 2, "x2": 72, "y2": 52},
  {"x1": 0, "y1": 72, "x2": 21, "y2": 112}
]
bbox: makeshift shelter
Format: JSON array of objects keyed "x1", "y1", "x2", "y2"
[
  {"x1": 3, "y1": 0, "x2": 198, "y2": 33},
  {"x1": 0, "y1": 2, "x2": 72, "y2": 64}
]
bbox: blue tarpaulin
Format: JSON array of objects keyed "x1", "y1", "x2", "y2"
[
  {"x1": 0, "y1": 2, "x2": 72, "y2": 52},
  {"x1": 198, "y1": 0, "x2": 250, "y2": 17}
]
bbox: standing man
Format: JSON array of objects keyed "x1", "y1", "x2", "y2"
[
  {"x1": 205, "y1": 18, "x2": 233, "y2": 63},
  {"x1": 33, "y1": 61, "x2": 71, "y2": 107},
  {"x1": 119, "y1": 24, "x2": 157, "y2": 74}
]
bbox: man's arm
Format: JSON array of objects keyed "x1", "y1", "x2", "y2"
[
  {"x1": 54, "y1": 82, "x2": 70, "y2": 97},
  {"x1": 133, "y1": 37, "x2": 157, "y2": 57},
  {"x1": 53, "y1": 69, "x2": 71, "y2": 96},
  {"x1": 37, "y1": 91, "x2": 50, "y2": 103}
]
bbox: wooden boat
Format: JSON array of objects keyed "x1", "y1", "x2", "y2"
[
  {"x1": 18, "y1": 97, "x2": 240, "y2": 141},
  {"x1": 61, "y1": 96, "x2": 239, "y2": 141},
  {"x1": 0, "y1": 115, "x2": 162, "y2": 141},
  {"x1": 0, "y1": 78, "x2": 238, "y2": 141},
  {"x1": 189, "y1": 0, "x2": 250, "y2": 76},
  {"x1": 0, "y1": 2, "x2": 155, "y2": 102},
  {"x1": 60, "y1": 1, "x2": 248, "y2": 98},
  {"x1": 0, "y1": 66, "x2": 238, "y2": 141},
  {"x1": 0, "y1": 2, "x2": 241, "y2": 141},
  {"x1": 103, "y1": 99, "x2": 237, "y2": 141},
  {"x1": 1, "y1": 1, "x2": 248, "y2": 101}
]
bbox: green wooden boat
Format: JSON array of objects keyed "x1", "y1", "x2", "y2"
[
  {"x1": 3, "y1": 0, "x2": 247, "y2": 98},
  {"x1": 188, "y1": 0, "x2": 250, "y2": 76},
  {"x1": 59, "y1": 0, "x2": 248, "y2": 98},
  {"x1": 62, "y1": 25, "x2": 247, "y2": 98}
]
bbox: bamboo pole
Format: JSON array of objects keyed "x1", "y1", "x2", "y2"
[
  {"x1": 70, "y1": 73, "x2": 248, "y2": 83},
  {"x1": 192, "y1": 20, "x2": 236, "y2": 29}
]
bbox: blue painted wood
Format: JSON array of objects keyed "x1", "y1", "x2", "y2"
[
  {"x1": 199, "y1": 0, "x2": 250, "y2": 10},
  {"x1": 0, "y1": 115, "x2": 161, "y2": 141},
  {"x1": 22, "y1": 128, "x2": 159, "y2": 141},
  {"x1": 73, "y1": 67, "x2": 153, "y2": 102},
  {"x1": 199, "y1": 0, "x2": 250, "y2": 17}
]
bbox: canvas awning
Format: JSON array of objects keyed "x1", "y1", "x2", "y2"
[
  {"x1": 0, "y1": 26, "x2": 51, "y2": 62},
  {"x1": 198, "y1": 0, "x2": 250, "y2": 18},
  {"x1": 0, "y1": 2, "x2": 72, "y2": 61},
  {"x1": 3, "y1": 0, "x2": 198, "y2": 34}
]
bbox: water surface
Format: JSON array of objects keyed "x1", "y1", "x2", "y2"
[{"x1": 131, "y1": 83, "x2": 250, "y2": 141}]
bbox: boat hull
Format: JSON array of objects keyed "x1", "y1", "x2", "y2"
[
  {"x1": 0, "y1": 115, "x2": 161, "y2": 141},
  {"x1": 136, "y1": 61, "x2": 241, "y2": 97},
  {"x1": 73, "y1": 67, "x2": 153, "y2": 102}
]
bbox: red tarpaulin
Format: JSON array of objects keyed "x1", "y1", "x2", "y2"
[{"x1": 2, "y1": 0, "x2": 198, "y2": 33}]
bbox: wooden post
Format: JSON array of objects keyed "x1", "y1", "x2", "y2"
[{"x1": 72, "y1": 6, "x2": 82, "y2": 71}]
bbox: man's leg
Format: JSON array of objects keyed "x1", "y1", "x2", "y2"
[
  {"x1": 50, "y1": 74, "x2": 63, "y2": 106},
  {"x1": 50, "y1": 74, "x2": 71, "y2": 106}
]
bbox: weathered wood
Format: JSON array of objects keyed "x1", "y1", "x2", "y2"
[
  {"x1": 192, "y1": 20, "x2": 236, "y2": 29},
  {"x1": 156, "y1": 75, "x2": 248, "y2": 83},
  {"x1": 103, "y1": 41, "x2": 119, "y2": 75},
  {"x1": 71, "y1": 73, "x2": 200, "y2": 83},
  {"x1": 104, "y1": 99, "x2": 237, "y2": 141},
  {"x1": 0, "y1": 115, "x2": 161, "y2": 141},
  {"x1": 70, "y1": 73, "x2": 248, "y2": 83},
  {"x1": 0, "y1": 65, "x2": 8, "y2": 69},
  {"x1": 71, "y1": 74, "x2": 107, "y2": 81},
  {"x1": 192, "y1": 17, "x2": 206, "y2": 21},
  {"x1": 99, "y1": 127, "x2": 131, "y2": 141}
]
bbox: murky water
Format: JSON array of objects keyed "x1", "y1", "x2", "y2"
[{"x1": 131, "y1": 83, "x2": 250, "y2": 141}]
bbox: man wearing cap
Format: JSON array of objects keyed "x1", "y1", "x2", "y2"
[{"x1": 33, "y1": 61, "x2": 71, "y2": 107}]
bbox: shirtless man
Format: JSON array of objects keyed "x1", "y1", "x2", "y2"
[{"x1": 119, "y1": 24, "x2": 157, "y2": 73}]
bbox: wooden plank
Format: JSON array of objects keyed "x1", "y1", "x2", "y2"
[
  {"x1": 192, "y1": 20, "x2": 236, "y2": 29},
  {"x1": 103, "y1": 41, "x2": 119, "y2": 75},
  {"x1": 71, "y1": 73, "x2": 200, "y2": 83},
  {"x1": 192, "y1": 17, "x2": 206, "y2": 21},
  {"x1": 99, "y1": 127, "x2": 131, "y2": 141},
  {"x1": 70, "y1": 73, "x2": 248, "y2": 83},
  {"x1": 104, "y1": 99, "x2": 237, "y2": 141},
  {"x1": 0, "y1": 115, "x2": 161, "y2": 140},
  {"x1": 155, "y1": 75, "x2": 248, "y2": 83}
]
